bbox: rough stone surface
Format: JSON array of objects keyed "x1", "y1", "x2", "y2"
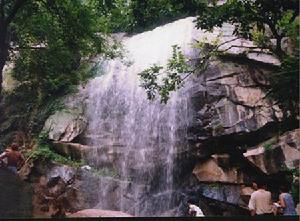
[
  {"x1": 23, "y1": 162, "x2": 86, "y2": 218},
  {"x1": 43, "y1": 109, "x2": 87, "y2": 142},
  {"x1": 186, "y1": 29, "x2": 298, "y2": 214},
  {"x1": 192, "y1": 154, "x2": 247, "y2": 184},
  {"x1": 190, "y1": 60, "x2": 282, "y2": 142},
  {"x1": 2, "y1": 63, "x2": 19, "y2": 93},
  {"x1": 32, "y1": 20, "x2": 298, "y2": 217},
  {"x1": 52, "y1": 142, "x2": 90, "y2": 160},
  {"x1": 244, "y1": 129, "x2": 300, "y2": 174},
  {"x1": 67, "y1": 209, "x2": 132, "y2": 217}
]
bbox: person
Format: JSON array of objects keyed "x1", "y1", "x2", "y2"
[
  {"x1": 252, "y1": 181, "x2": 258, "y2": 191},
  {"x1": 278, "y1": 185, "x2": 297, "y2": 216},
  {"x1": 248, "y1": 179, "x2": 273, "y2": 216},
  {"x1": 0, "y1": 143, "x2": 24, "y2": 174},
  {"x1": 187, "y1": 199, "x2": 205, "y2": 217}
]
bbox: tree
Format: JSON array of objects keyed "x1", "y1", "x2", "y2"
[
  {"x1": 139, "y1": 0, "x2": 299, "y2": 116},
  {"x1": 0, "y1": 0, "x2": 111, "y2": 100},
  {"x1": 196, "y1": 0, "x2": 299, "y2": 58},
  {"x1": 0, "y1": 0, "x2": 121, "y2": 147}
]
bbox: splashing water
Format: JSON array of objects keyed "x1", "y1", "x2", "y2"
[{"x1": 82, "y1": 17, "x2": 202, "y2": 216}]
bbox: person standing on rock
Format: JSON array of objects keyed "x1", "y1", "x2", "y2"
[
  {"x1": 278, "y1": 185, "x2": 297, "y2": 216},
  {"x1": 248, "y1": 179, "x2": 273, "y2": 216},
  {"x1": 0, "y1": 143, "x2": 24, "y2": 174},
  {"x1": 187, "y1": 199, "x2": 205, "y2": 217}
]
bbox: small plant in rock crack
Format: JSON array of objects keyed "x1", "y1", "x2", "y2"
[
  {"x1": 263, "y1": 138, "x2": 278, "y2": 152},
  {"x1": 213, "y1": 124, "x2": 225, "y2": 135},
  {"x1": 208, "y1": 182, "x2": 220, "y2": 189}
]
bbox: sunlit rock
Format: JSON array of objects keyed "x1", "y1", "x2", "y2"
[
  {"x1": 43, "y1": 109, "x2": 87, "y2": 142},
  {"x1": 67, "y1": 209, "x2": 132, "y2": 217},
  {"x1": 193, "y1": 154, "x2": 247, "y2": 184}
]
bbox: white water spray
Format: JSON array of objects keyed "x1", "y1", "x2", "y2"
[{"x1": 82, "y1": 17, "x2": 202, "y2": 216}]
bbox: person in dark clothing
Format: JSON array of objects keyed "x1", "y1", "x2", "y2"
[{"x1": 278, "y1": 185, "x2": 297, "y2": 216}]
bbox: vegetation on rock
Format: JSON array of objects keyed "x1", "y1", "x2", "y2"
[
  {"x1": 24, "y1": 132, "x2": 85, "y2": 168},
  {"x1": 0, "y1": 0, "x2": 118, "y2": 149},
  {"x1": 139, "y1": 0, "x2": 299, "y2": 118}
]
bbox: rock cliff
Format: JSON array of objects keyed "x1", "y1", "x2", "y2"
[
  {"x1": 1, "y1": 18, "x2": 299, "y2": 217},
  {"x1": 40, "y1": 43, "x2": 299, "y2": 216}
]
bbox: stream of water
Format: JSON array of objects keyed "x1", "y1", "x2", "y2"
[{"x1": 83, "y1": 17, "x2": 201, "y2": 216}]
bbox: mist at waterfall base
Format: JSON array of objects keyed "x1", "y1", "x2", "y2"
[{"x1": 80, "y1": 17, "x2": 201, "y2": 217}]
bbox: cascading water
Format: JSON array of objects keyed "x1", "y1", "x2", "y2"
[{"x1": 82, "y1": 17, "x2": 202, "y2": 216}]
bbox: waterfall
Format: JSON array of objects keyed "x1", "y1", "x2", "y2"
[{"x1": 82, "y1": 17, "x2": 201, "y2": 216}]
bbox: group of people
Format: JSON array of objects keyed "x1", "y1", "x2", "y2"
[
  {"x1": 186, "y1": 178, "x2": 297, "y2": 217},
  {"x1": 0, "y1": 143, "x2": 24, "y2": 175},
  {"x1": 248, "y1": 179, "x2": 297, "y2": 216}
]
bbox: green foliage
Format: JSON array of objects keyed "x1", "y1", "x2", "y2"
[
  {"x1": 139, "y1": 45, "x2": 193, "y2": 103},
  {"x1": 96, "y1": 0, "x2": 206, "y2": 33},
  {"x1": 139, "y1": 38, "x2": 220, "y2": 103},
  {"x1": 2, "y1": 85, "x2": 65, "y2": 146},
  {"x1": 0, "y1": 0, "x2": 125, "y2": 147},
  {"x1": 196, "y1": 0, "x2": 299, "y2": 117},
  {"x1": 196, "y1": 0, "x2": 299, "y2": 57},
  {"x1": 26, "y1": 132, "x2": 85, "y2": 167},
  {"x1": 251, "y1": 30, "x2": 271, "y2": 48},
  {"x1": 208, "y1": 182, "x2": 221, "y2": 189},
  {"x1": 9, "y1": 0, "x2": 115, "y2": 101},
  {"x1": 138, "y1": 0, "x2": 299, "y2": 118},
  {"x1": 262, "y1": 137, "x2": 278, "y2": 152}
]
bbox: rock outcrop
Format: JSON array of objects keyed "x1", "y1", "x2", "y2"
[
  {"x1": 43, "y1": 91, "x2": 88, "y2": 143},
  {"x1": 38, "y1": 19, "x2": 299, "y2": 217},
  {"x1": 182, "y1": 32, "x2": 299, "y2": 213},
  {"x1": 52, "y1": 142, "x2": 90, "y2": 161},
  {"x1": 193, "y1": 154, "x2": 248, "y2": 184},
  {"x1": 67, "y1": 209, "x2": 132, "y2": 217},
  {"x1": 244, "y1": 129, "x2": 300, "y2": 175},
  {"x1": 20, "y1": 162, "x2": 85, "y2": 218},
  {"x1": 43, "y1": 109, "x2": 87, "y2": 142}
]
